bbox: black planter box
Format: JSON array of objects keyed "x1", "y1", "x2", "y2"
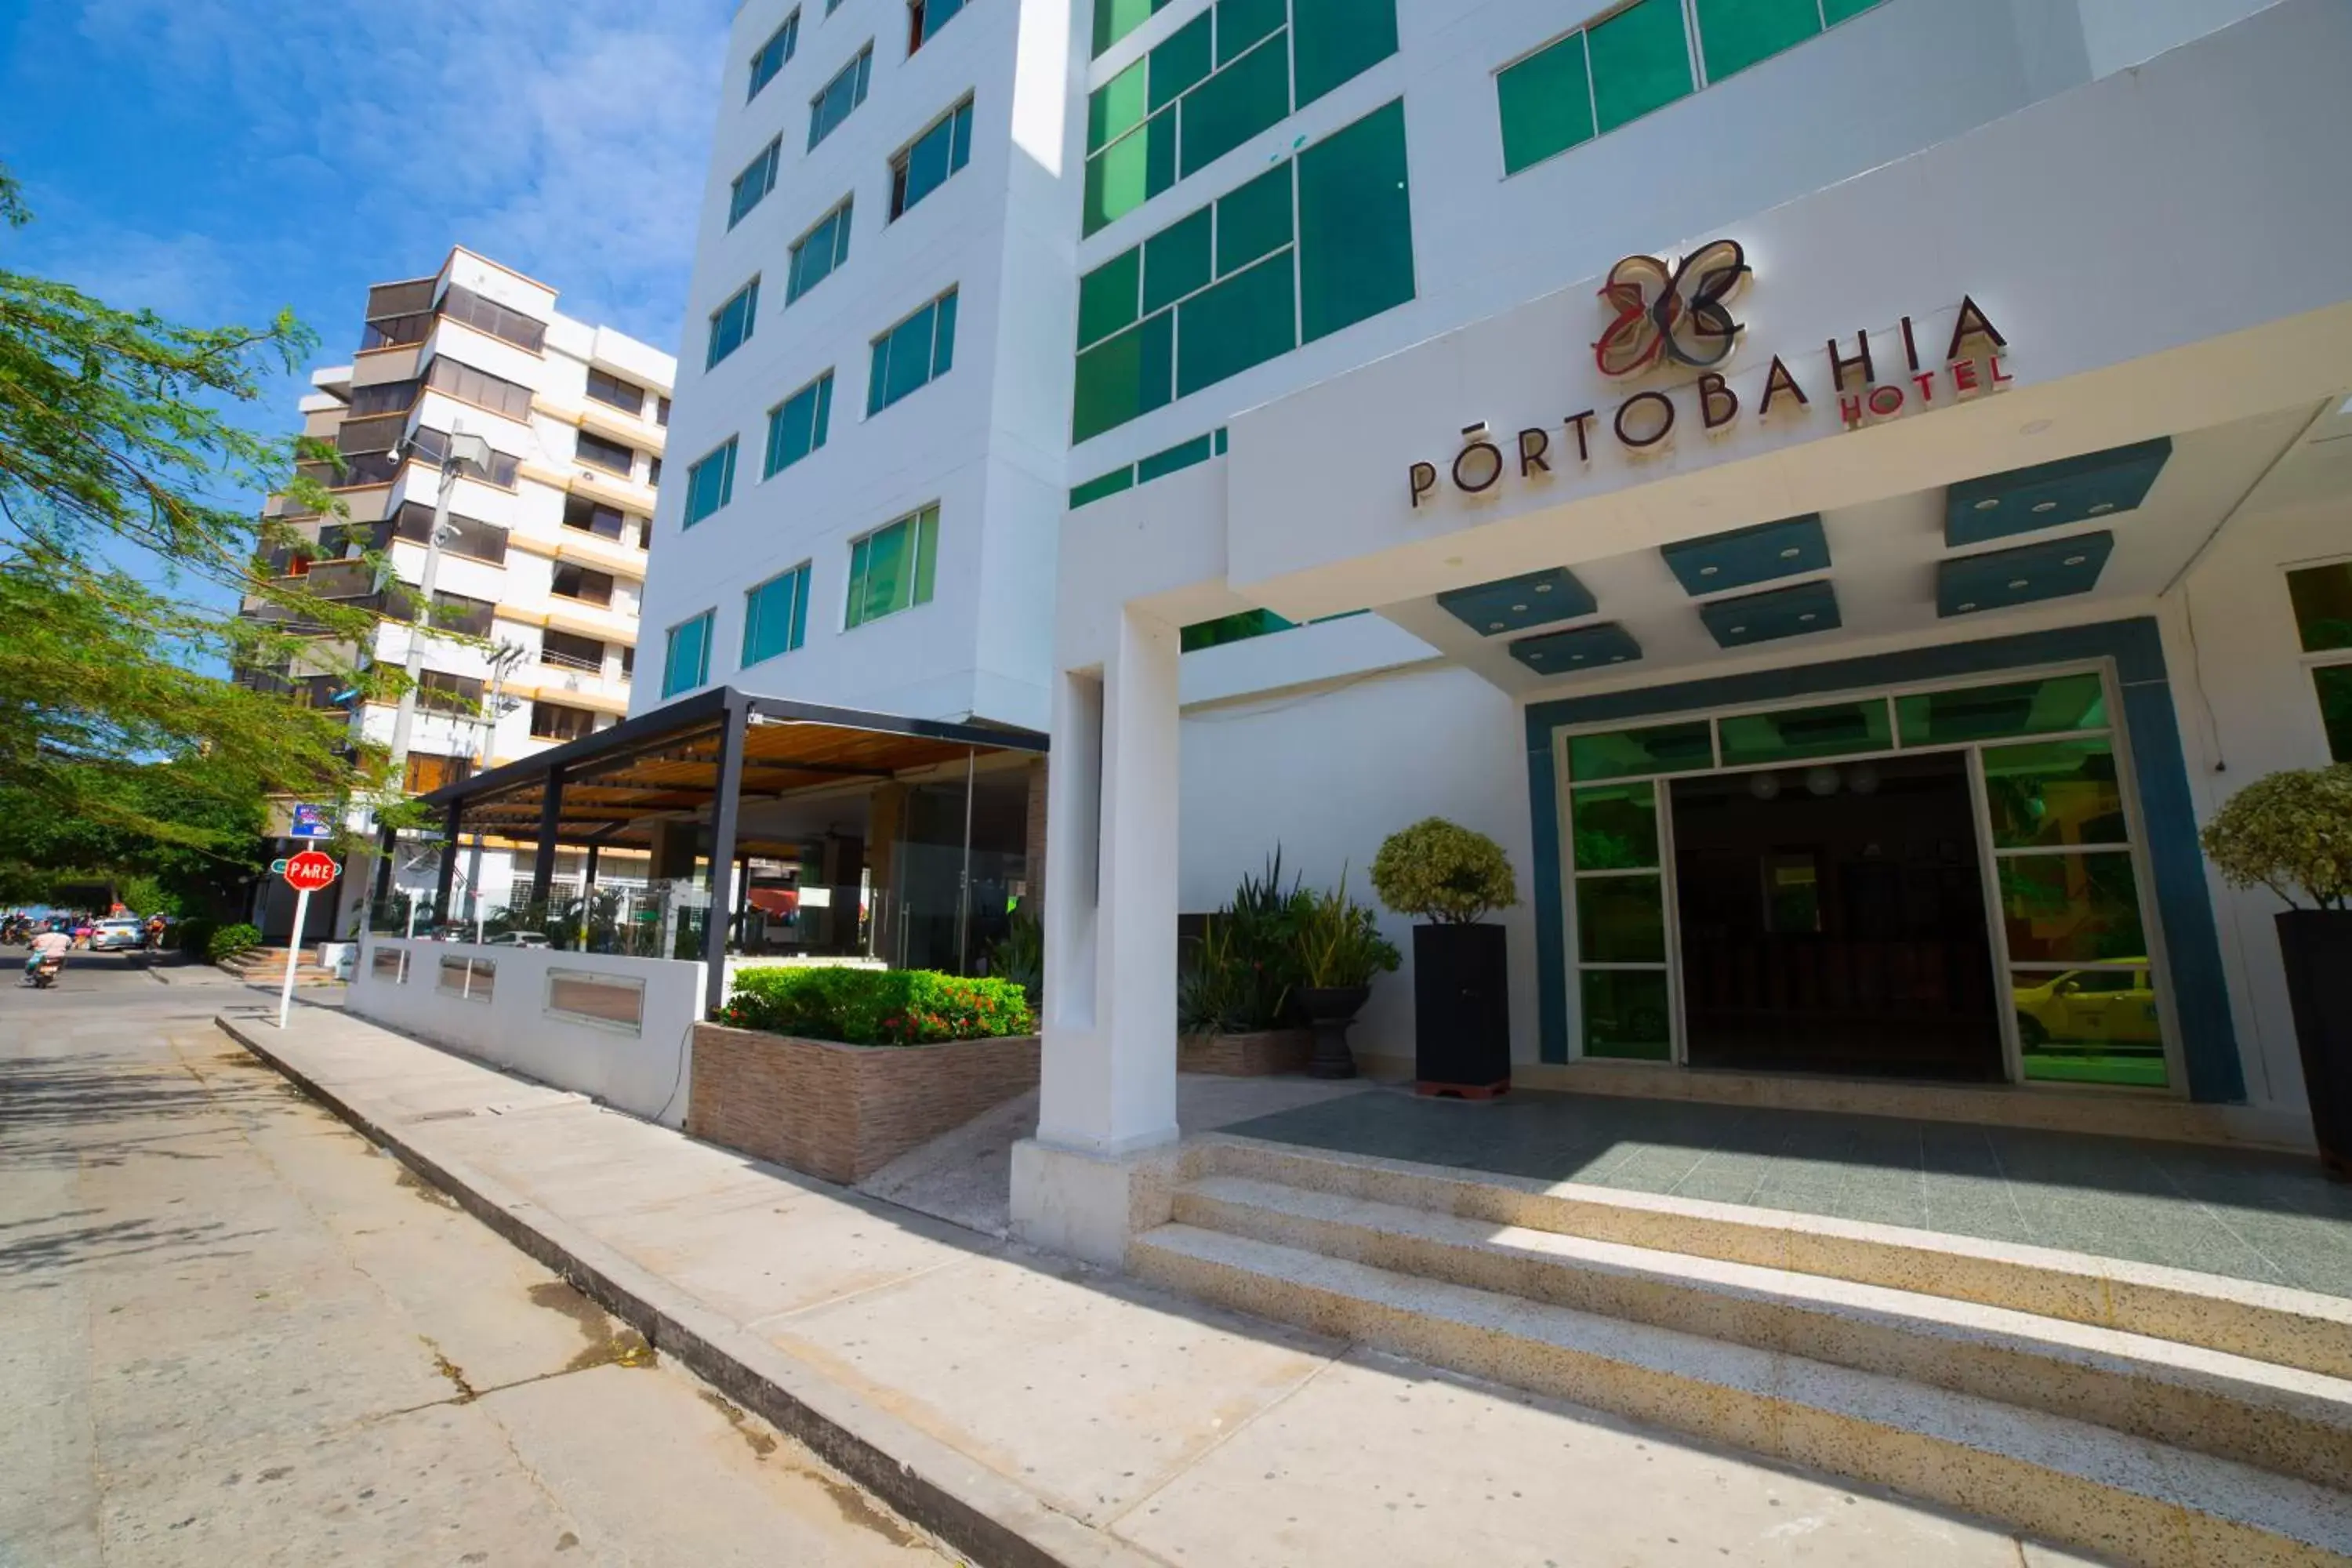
[
  {"x1": 2278, "y1": 909, "x2": 2352, "y2": 1181},
  {"x1": 1413, "y1": 923, "x2": 1510, "y2": 1096}
]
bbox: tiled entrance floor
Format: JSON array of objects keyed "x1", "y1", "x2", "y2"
[{"x1": 1221, "y1": 1087, "x2": 2352, "y2": 1298}]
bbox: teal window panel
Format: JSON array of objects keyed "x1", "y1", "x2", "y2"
[
  {"x1": 1212, "y1": 426, "x2": 1229, "y2": 454},
  {"x1": 1083, "y1": 111, "x2": 1177, "y2": 235},
  {"x1": 1215, "y1": 163, "x2": 1292, "y2": 274},
  {"x1": 1071, "y1": 466, "x2": 1135, "y2": 509},
  {"x1": 1181, "y1": 607, "x2": 1294, "y2": 652},
  {"x1": 1217, "y1": 0, "x2": 1285, "y2": 64},
  {"x1": 683, "y1": 438, "x2": 738, "y2": 528},
  {"x1": 1073, "y1": 309, "x2": 1174, "y2": 442},
  {"x1": 1175, "y1": 251, "x2": 1295, "y2": 398},
  {"x1": 1089, "y1": 59, "x2": 1146, "y2": 153},
  {"x1": 1138, "y1": 433, "x2": 1214, "y2": 483},
  {"x1": 808, "y1": 44, "x2": 873, "y2": 149},
  {"x1": 1178, "y1": 31, "x2": 1289, "y2": 177},
  {"x1": 1078, "y1": 248, "x2": 1142, "y2": 349},
  {"x1": 1151, "y1": 12, "x2": 1214, "y2": 110},
  {"x1": 1292, "y1": 0, "x2": 1398, "y2": 109},
  {"x1": 742, "y1": 564, "x2": 811, "y2": 666},
  {"x1": 1094, "y1": 0, "x2": 1174, "y2": 56},
  {"x1": 706, "y1": 278, "x2": 760, "y2": 368},
  {"x1": 1588, "y1": 0, "x2": 1692, "y2": 132},
  {"x1": 1822, "y1": 0, "x2": 1886, "y2": 23},
  {"x1": 763, "y1": 372, "x2": 833, "y2": 478},
  {"x1": 749, "y1": 13, "x2": 798, "y2": 100},
  {"x1": 866, "y1": 289, "x2": 958, "y2": 416},
  {"x1": 912, "y1": 0, "x2": 966, "y2": 50},
  {"x1": 1297, "y1": 99, "x2": 1415, "y2": 345},
  {"x1": 729, "y1": 137, "x2": 782, "y2": 227},
  {"x1": 1497, "y1": 33, "x2": 1594, "y2": 175},
  {"x1": 1696, "y1": 0, "x2": 1820, "y2": 82},
  {"x1": 846, "y1": 505, "x2": 940, "y2": 629},
  {"x1": 786, "y1": 199, "x2": 853, "y2": 303},
  {"x1": 931, "y1": 289, "x2": 958, "y2": 378},
  {"x1": 1142, "y1": 205, "x2": 1212, "y2": 314},
  {"x1": 662, "y1": 612, "x2": 713, "y2": 699},
  {"x1": 895, "y1": 98, "x2": 974, "y2": 219}
]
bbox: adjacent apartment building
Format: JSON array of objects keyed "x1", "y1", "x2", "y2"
[{"x1": 245, "y1": 247, "x2": 677, "y2": 941}]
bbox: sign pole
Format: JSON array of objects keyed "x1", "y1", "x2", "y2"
[{"x1": 278, "y1": 887, "x2": 310, "y2": 1031}]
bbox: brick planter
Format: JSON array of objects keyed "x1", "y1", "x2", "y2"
[
  {"x1": 1178, "y1": 1029, "x2": 1312, "y2": 1077},
  {"x1": 688, "y1": 1022, "x2": 1040, "y2": 1185}
]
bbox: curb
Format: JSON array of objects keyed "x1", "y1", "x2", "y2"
[{"x1": 215, "y1": 1012, "x2": 1160, "y2": 1568}]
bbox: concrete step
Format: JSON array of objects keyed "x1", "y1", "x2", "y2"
[
  {"x1": 1196, "y1": 1135, "x2": 2352, "y2": 1381},
  {"x1": 220, "y1": 950, "x2": 342, "y2": 985},
  {"x1": 1175, "y1": 1173, "x2": 2352, "y2": 1492},
  {"x1": 1131, "y1": 1223, "x2": 2352, "y2": 1568}
]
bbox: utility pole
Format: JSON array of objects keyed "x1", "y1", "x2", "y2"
[{"x1": 463, "y1": 640, "x2": 527, "y2": 930}]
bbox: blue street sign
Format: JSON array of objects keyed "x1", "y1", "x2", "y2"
[{"x1": 289, "y1": 803, "x2": 332, "y2": 840}]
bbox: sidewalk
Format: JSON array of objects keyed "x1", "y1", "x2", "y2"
[{"x1": 214, "y1": 1003, "x2": 2096, "y2": 1568}]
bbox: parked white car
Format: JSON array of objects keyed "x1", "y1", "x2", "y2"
[{"x1": 87, "y1": 918, "x2": 147, "y2": 953}]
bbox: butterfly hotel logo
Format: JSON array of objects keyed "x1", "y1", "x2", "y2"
[{"x1": 1407, "y1": 238, "x2": 2014, "y2": 509}]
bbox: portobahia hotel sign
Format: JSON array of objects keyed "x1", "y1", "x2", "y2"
[{"x1": 1407, "y1": 238, "x2": 2014, "y2": 509}]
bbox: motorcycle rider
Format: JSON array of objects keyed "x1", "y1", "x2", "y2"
[{"x1": 24, "y1": 924, "x2": 71, "y2": 983}]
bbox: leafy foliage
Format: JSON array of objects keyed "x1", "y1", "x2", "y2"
[
  {"x1": 2201, "y1": 764, "x2": 2352, "y2": 910},
  {"x1": 175, "y1": 916, "x2": 218, "y2": 956},
  {"x1": 721, "y1": 966, "x2": 1035, "y2": 1045},
  {"x1": 985, "y1": 905, "x2": 1043, "y2": 1005},
  {"x1": 1179, "y1": 851, "x2": 1312, "y2": 1035},
  {"x1": 1370, "y1": 818, "x2": 1519, "y2": 925},
  {"x1": 206, "y1": 923, "x2": 263, "y2": 962},
  {"x1": 0, "y1": 756, "x2": 267, "y2": 914},
  {"x1": 1290, "y1": 871, "x2": 1401, "y2": 990}
]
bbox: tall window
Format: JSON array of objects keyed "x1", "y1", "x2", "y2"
[
  {"x1": 866, "y1": 288, "x2": 957, "y2": 416},
  {"x1": 743, "y1": 564, "x2": 813, "y2": 666},
  {"x1": 575, "y1": 430, "x2": 637, "y2": 477},
  {"x1": 891, "y1": 97, "x2": 974, "y2": 219},
  {"x1": 684, "y1": 437, "x2": 740, "y2": 528},
  {"x1": 764, "y1": 372, "x2": 834, "y2": 477},
  {"x1": 662, "y1": 612, "x2": 715, "y2": 699},
  {"x1": 845, "y1": 505, "x2": 938, "y2": 628},
  {"x1": 750, "y1": 12, "x2": 800, "y2": 99},
  {"x1": 729, "y1": 136, "x2": 784, "y2": 227},
  {"x1": 707, "y1": 278, "x2": 760, "y2": 369},
  {"x1": 786, "y1": 198, "x2": 855, "y2": 303},
  {"x1": 808, "y1": 44, "x2": 873, "y2": 148},
  {"x1": 907, "y1": 0, "x2": 967, "y2": 53},
  {"x1": 2288, "y1": 561, "x2": 2352, "y2": 761}
]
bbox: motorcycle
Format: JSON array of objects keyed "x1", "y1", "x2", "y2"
[{"x1": 27, "y1": 954, "x2": 63, "y2": 989}]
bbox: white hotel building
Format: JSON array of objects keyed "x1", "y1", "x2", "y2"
[{"x1": 601, "y1": 0, "x2": 2348, "y2": 1239}]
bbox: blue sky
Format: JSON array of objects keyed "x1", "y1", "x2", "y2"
[{"x1": 0, "y1": 0, "x2": 734, "y2": 391}]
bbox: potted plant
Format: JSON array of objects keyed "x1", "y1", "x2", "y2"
[
  {"x1": 2201, "y1": 764, "x2": 2352, "y2": 1178},
  {"x1": 1289, "y1": 873, "x2": 1402, "y2": 1079},
  {"x1": 1371, "y1": 818, "x2": 1519, "y2": 1097}
]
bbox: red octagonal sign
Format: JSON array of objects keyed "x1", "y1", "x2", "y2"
[{"x1": 282, "y1": 849, "x2": 341, "y2": 894}]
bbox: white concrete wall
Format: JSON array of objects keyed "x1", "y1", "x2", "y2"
[{"x1": 349, "y1": 938, "x2": 703, "y2": 1127}]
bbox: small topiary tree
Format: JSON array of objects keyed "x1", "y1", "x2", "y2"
[
  {"x1": 2201, "y1": 764, "x2": 2352, "y2": 910},
  {"x1": 1370, "y1": 818, "x2": 1519, "y2": 924}
]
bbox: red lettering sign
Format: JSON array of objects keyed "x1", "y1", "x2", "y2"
[{"x1": 282, "y1": 850, "x2": 341, "y2": 894}]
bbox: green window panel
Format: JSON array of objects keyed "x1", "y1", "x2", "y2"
[
  {"x1": 1213, "y1": 426, "x2": 1229, "y2": 454},
  {"x1": 786, "y1": 199, "x2": 853, "y2": 303},
  {"x1": 742, "y1": 564, "x2": 811, "y2": 666},
  {"x1": 1151, "y1": 13, "x2": 1214, "y2": 110},
  {"x1": 749, "y1": 14, "x2": 797, "y2": 100},
  {"x1": 1218, "y1": 0, "x2": 1285, "y2": 64},
  {"x1": 1576, "y1": 875, "x2": 1665, "y2": 964},
  {"x1": 1078, "y1": 248, "x2": 1142, "y2": 348},
  {"x1": 1071, "y1": 466, "x2": 1135, "y2": 509},
  {"x1": 1983, "y1": 739, "x2": 2129, "y2": 852},
  {"x1": 1896, "y1": 673, "x2": 2109, "y2": 748},
  {"x1": 2313, "y1": 665, "x2": 2352, "y2": 762},
  {"x1": 1293, "y1": 0, "x2": 1399, "y2": 108},
  {"x1": 1073, "y1": 309, "x2": 1174, "y2": 442},
  {"x1": 682, "y1": 438, "x2": 738, "y2": 528},
  {"x1": 1570, "y1": 782, "x2": 1658, "y2": 870},
  {"x1": 846, "y1": 505, "x2": 940, "y2": 630},
  {"x1": 1094, "y1": 0, "x2": 1174, "y2": 57},
  {"x1": 706, "y1": 278, "x2": 759, "y2": 369},
  {"x1": 1083, "y1": 111, "x2": 1177, "y2": 234},
  {"x1": 1181, "y1": 607, "x2": 1295, "y2": 652},
  {"x1": 1142, "y1": 205, "x2": 1212, "y2": 314},
  {"x1": 2288, "y1": 562, "x2": 2352, "y2": 653},
  {"x1": 1178, "y1": 31, "x2": 1290, "y2": 177},
  {"x1": 1716, "y1": 699, "x2": 1893, "y2": 769},
  {"x1": 1296, "y1": 98, "x2": 1415, "y2": 346},
  {"x1": 763, "y1": 371, "x2": 833, "y2": 478},
  {"x1": 662, "y1": 612, "x2": 713, "y2": 699},
  {"x1": 1174, "y1": 252, "x2": 1295, "y2": 399},
  {"x1": 2013, "y1": 966, "x2": 2168, "y2": 1088},
  {"x1": 1696, "y1": 0, "x2": 1821, "y2": 83},
  {"x1": 1581, "y1": 968, "x2": 1671, "y2": 1059},
  {"x1": 1588, "y1": 0, "x2": 1692, "y2": 132},
  {"x1": 894, "y1": 98, "x2": 974, "y2": 219},
  {"x1": 729, "y1": 137, "x2": 782, "y2": 227},
  {"x1": 809, "y1": 45, "x2": 873, "y2": 150},
  {"x1": 1566, "y1": 720, "x2": 1714, "y2": 781},
  {"x1": 1821, "y1": 0, "x2": 1886, "y2": 22},
  {"x1": 1138, "y1": 433, "x2": 1214, "y2": 483},
  {"x1": 866, "y1": 289, "x2": 959, "y2": 416},
  {"x1": 1089, "y1": 60, "x2": 1147, "y2": 152},
  {"x1": 1998, "y1": 853, "x2": 2147, "y2": 967},
  {"x1": 1497, "y1": 32, "x2": 1595, "y2": 175},
  {"x1": 912, "y1": 0, "x2": 967, "y2": 50},
  {"x1": 1215, "y1": 163, "x2": 1292, "y2": 274}
]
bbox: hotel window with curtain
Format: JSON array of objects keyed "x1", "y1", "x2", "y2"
[
  {"x1": 662, "y1": 611, "x2": 714, "y2": 699},
  {"x1": 844, "y1": 505, "x2": 938, "y2": 629},
  {"x1": 866, "y1": 288, "x2": 957, "y2": 415},
  {"x1": 2288, "y1": 561, "x2": 2352, "y2": 761}
]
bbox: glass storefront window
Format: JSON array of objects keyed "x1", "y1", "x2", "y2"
[
  {"x1": 1577, "y1": 874, "x2": 1665, "y2": 964},
  {"x1": 2011, "y1": 965, "x2": 2166, "y2": 1087},
  {"x1": 1982, "y1": 739, "x2": 2129, "y2": 850},
  {"x1": 2286, "y1": 561, "x2": 2352, "y2": 653},
  {"x1": 1997, "y1": 852, "x2": 2146, "y2": 965},
  {"x1": 1570, "y1": 783, "x2": 1658, "y2": 870},
  {"x1": 1896, "y1": 672, "x2": 2108, "y2": 747},
  {"x1": 1582, "y1": 967, "x2": 1671, "y2": 1060},
  {"x1": 1566, "y1": 720, "x2": 1713, "y2": 782},
  {"x1": 1715, "y1": 699, "x2": 1891, "y2": 769}
]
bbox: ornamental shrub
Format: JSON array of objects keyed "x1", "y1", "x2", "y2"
[
  {"x1": 2201, "y1": 764, "x2": 2352, "y2": 910},
  {"x1": 720, "y1": 966, "x2": 1034, "y2": 1045},
  {"x1": 1370, "y1": 818, "x2": 1519, "y2": 924},
  {"x1": 207, "y1": 922, "x2": 263, "y2": 962},
  {"x1": 176, "y1": 916, "x2": 217, "y2": 956}
]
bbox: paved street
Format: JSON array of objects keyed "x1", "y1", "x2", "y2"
[{"x1": 0, "y1": 956, "x2": 951, "y2": 1567}]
